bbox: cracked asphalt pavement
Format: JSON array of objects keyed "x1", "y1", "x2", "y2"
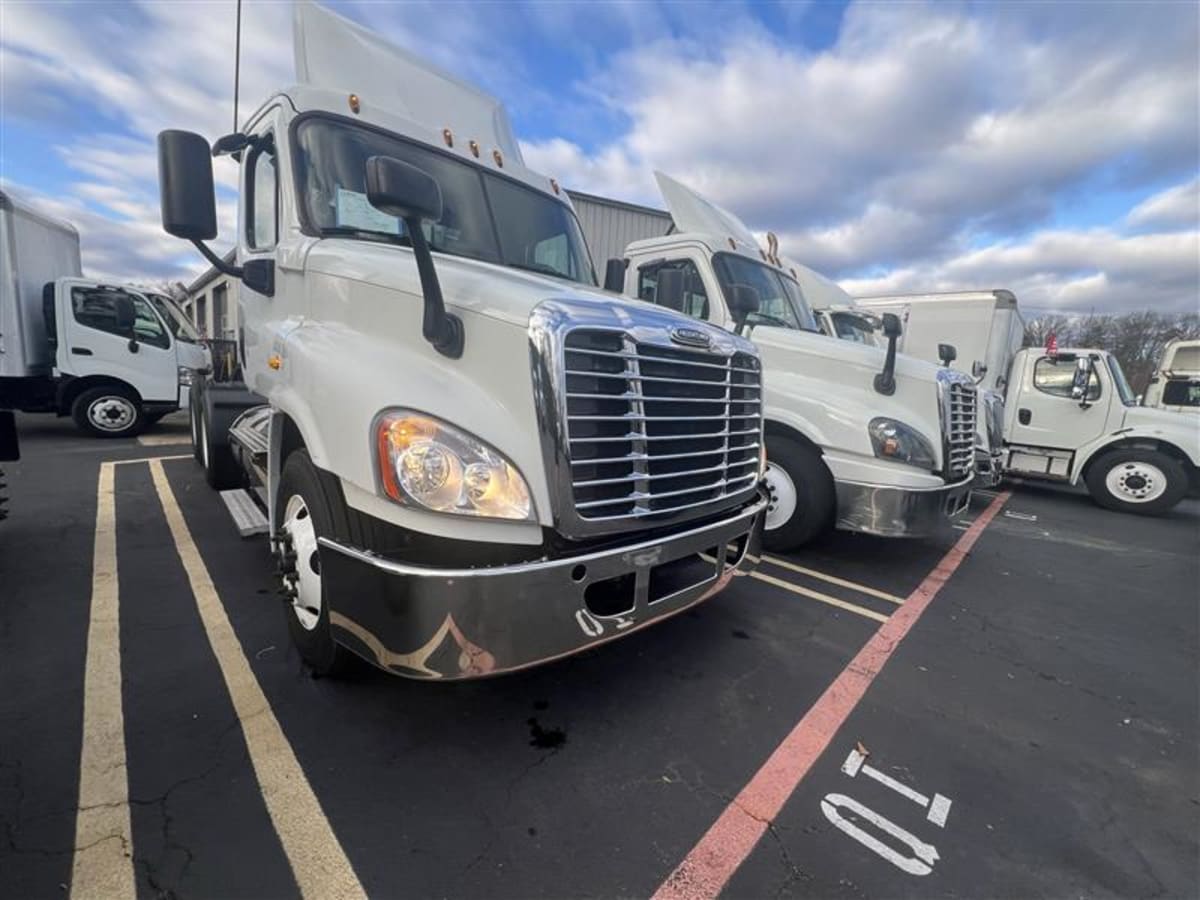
[{"x1": 2, "y1": 413, "x2": 1197, "y2": 898}]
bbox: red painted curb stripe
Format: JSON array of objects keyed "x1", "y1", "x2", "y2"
[{"x1": 653, "y1": 490, "x2": 1012, "y2": 900}]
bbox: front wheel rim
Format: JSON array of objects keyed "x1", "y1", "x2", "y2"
[
  {"x1": 282, "y1": 494, "x2": 322, "y2": 631},
  {"x1": 1105, "y1": 461, "x2": 1167, "y2": 503},
  {"x1": 88, "y1": 396, "x2": 136, "y2": 432},
  {"x1": 764, "y1": 462, "x2": 799, "y2": 531}
]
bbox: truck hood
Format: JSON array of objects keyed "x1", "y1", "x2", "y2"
[
  {"x1": 750, "y1": 325, "x2": 941, "y2": 386},
  {"x1": 1120, "y1": 404, "x2": 1200, "y2": 442},
  {"x1": 302, "y1": 238, "x2": 628, "y2": 327}
]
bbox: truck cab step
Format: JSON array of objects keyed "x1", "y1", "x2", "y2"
[{"x1": 219, "y1": 488, "x2": 270, "y2": 537}]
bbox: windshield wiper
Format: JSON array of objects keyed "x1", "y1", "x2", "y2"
[
  {"x1": 748, "y1": 312, "x2": 794, "y2": 329},
  {"x1": 320, "y1": 226, "x2": 410, "y2": 246},
  {"x1": 506, "y1": 260, "x2": 571, "y2": 280}
]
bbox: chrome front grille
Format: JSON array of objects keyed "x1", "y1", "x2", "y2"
[
  {"x1": 943, "y1": 377, "x2": 977, "y2": 479},
  {"x1": 560, "y1": 328, "x2": 761, "y2": 527}
]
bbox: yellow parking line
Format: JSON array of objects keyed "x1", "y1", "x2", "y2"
[
  {"x1": 72, "y1": 462, "x2": 134, "y2": 900},
  {"x1": 148, "y1": 460, "x2": 366, "y2": 899},
  {"x1": 761, "y1": 555, "x2": 905, "y2": 605},
  {"x1": 749, "y1": 570, "x2": 889, "y2": 623},
  {"x1": 111, "y1": 453, "x2": 192, "y2": 466}
]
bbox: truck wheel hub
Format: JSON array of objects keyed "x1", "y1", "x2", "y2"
[
  {"x1": 1107, "y1": 462, "x2": 1165, "y2": 503},
  {"x1": 282, "y1": 494, "x2": 322, "y2": 630},
  {"x1": 88, "y1": 396, "x2": 135, "y2": 432},
  {"x1": 763, "y1": 462, "x2": 798, "y2": 531}
]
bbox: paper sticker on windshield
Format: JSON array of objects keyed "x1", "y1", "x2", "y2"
[{"x1": 335, "y1": 187, "x2": 401, "y2": 235}]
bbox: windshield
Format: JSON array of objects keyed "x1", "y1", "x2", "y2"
[
  {"x1": 146, "y1": 293, "x2": 200, "y2": 342},
  {"x1": 1105, "y1": 354, "x2": 1136, "y2": 406},
  {"x1": 293, "y1": 117, "x2": 595, "y2": 285},
  {"x1": 711, "y1": 252, "x2": 818, "y2": 331}
]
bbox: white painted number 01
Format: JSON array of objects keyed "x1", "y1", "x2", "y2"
[{"x1": 821, "y1": 747, "x2": 952, "y2": 876}]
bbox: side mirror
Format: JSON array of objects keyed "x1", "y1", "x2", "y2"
[
  {"x1": 158, "y1": 130, "x2": 218, "y2": 241},
  {"x1": 1071, "y1": 356, "x2": 1094, "y2": 405},
  {"x1": 603, "y1": 258, "x2": 627, "y2": 293},
  {"x1": 364, "y1": 155, "x2": 462, "y2": 359},
  {"x1": 114, "y1": 295, "x2": 139, "y2": 353},
  {"x1": 874, "y1": 313, "x2": 903, "y2": 396},
  {"x1": 881, "y1": 312, "x2": 902, "y2": 338},
  {"x1": 727, "y1": 283, "x2": 761, "y2": 335},
  {"x1": 655, "y1": 268, "x2": 685, "y2": 312},
  {"x1": 938, "y1": 343, "x2": 957, "y2": 367},
  {"x1": 365, "y1": 155, "x2": 443, "y2": 223}
]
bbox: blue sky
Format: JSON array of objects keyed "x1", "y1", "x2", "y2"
[{"x1": 2, "y1": 0, "x2": 1197, "y2": 313}]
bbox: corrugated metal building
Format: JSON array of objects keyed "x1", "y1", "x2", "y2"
[
  {"x1": 182, "y1": 194, "x2": 671, "y2": 327},
  {"x1": 566, "y1": 190, "x2": 673, "y2": 268}
]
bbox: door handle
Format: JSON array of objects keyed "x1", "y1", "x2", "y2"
[
  {"x1": 1018, "y1": 408, "x2": 1031, "y2": 425},
  {"x1": 71, "y1": 347, "x2": 93, "y2": 356}
]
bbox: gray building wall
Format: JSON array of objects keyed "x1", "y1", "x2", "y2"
[{"x1": 566, "y1": 190, "x2": 673, "y2": 270}]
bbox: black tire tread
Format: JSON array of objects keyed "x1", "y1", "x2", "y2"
[{"x1": 1084, "y1": 447, "x2": 1187, "y2": 516}]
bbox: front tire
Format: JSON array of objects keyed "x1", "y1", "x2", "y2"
[
  {"x1": 1085, "y1": 448, "x2": 1187, "y2": 515},
  {"x1": 276, "y1": 451, "x2": 355, "y2": 677},
  {"x1": 198, "y1": 399, "x2": 241, "y2": 490},
  {"x1": 762, "y1": 434, "x2": 836, "y2": 551},
  {"x1": 71, "y1": 385, "x2": 144, "y2": 438}
]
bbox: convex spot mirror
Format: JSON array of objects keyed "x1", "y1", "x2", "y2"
[
  {"x1": 365, "y1": 155, "x2": 443, "y2": 224},
  {"x1": 881, "y1": 312, "x2": 902, "y2": 338},
  {"x1": 938, "y1": 343, "x2": 957, "y2": 366}
]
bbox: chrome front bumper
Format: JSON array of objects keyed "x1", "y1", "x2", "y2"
[
  {"x1": 317, "y1": 495, "x2": 767, "y2": 680},
  {"x1": 835, "y1": 476, "x2": 972, "y2": 538},
  {"x1": 974, "y1": 448, "x2": 1004, "y2": 488}
]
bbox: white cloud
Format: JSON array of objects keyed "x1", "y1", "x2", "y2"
[{"x1": 1126, "y1": 178, "x2": 1200, "y2": 232}]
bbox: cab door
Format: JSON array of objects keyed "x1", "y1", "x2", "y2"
[
  {"x1": 630, "y1": 253, "x2": 723, "y2": 325},
  {"x1": 57, "y1": 280, "x2": 178, "y2": 403},
  {"x1": 1006, "y1": 352, "x2": 1110, "y2": 449}
]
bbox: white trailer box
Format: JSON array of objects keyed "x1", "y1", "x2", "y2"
[{"x1": 0, "y1": 192, "x2": 82, "y2": 379}]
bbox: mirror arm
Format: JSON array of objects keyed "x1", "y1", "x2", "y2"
[
  {"x1": 191, "y1": 240, "x2": 243, "y2": 278},
  {"x1": 405, "y1": 218, "x2": 463, "y2": 359},
  {"x1": 874, "y1": 335, "x2": 898, "y2": 396}
]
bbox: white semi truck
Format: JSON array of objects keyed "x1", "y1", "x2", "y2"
[
  {"x1": 603, "y1": 173, "x2": 977, "y2": 548},
  {"x1": 852, "y1": 291, "x2": 1025, "y2": 486},
  {"x1": 1143, "y1": 339, "x2": 1200, "y2": 413},
  {"x1": 1001, "y1": 345, "x2": 1199, "y2": 513},
  {"x1": 158, "y1": 3, "x2": 766, "y2": 679}
]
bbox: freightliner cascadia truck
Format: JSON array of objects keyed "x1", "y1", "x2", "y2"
[
  {"x1": 158, "y1": 3, "x2": 766, "y2": 678},
  {"x1": 604, "y1": 173, "x2": 978, "y2": 548}
]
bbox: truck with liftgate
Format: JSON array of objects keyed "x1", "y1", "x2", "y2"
[
  {"x1": 603, "y1": 172, "x2": 978, "y2": 548},
  {"x1": 158, "y1": 2, "x2": 767, "y2": 679}
]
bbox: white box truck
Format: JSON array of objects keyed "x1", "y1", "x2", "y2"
[
  {"x1": 0, "y1": 191, "x2": 209, "y2": 445},
  {"x1": 1143, "y1": 339, "x2": 1200, "y2": 413},
  {"x1": 603, "y1": 172, "x2": 977, "y2": 548},
  {"x1": 1001, "y1": 345, "x2": 1199, "y2": 513},
  {"x1": 158, "y1": 2, "x2": 766, "y2": 679},
  {"x1": 851, "y1": 291, "x2": 1024, "y2": 487}
]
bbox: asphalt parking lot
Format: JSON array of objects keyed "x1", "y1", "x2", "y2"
[{"x1": 2, "y1": 413, "x2": 1197, "y2": 899}]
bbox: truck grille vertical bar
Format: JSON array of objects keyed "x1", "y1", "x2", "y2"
[{"x1": 939, "y1": 373, "x2": 977, "y2": 480}]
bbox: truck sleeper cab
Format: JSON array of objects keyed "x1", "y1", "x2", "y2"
[
  {"x1": 159, "y1": 2, "x2": 765, "y2": 680},
  {"x1": 1004, "y1": 346, "x2": 1200, "y2": 514},
  {"x1": 609, "y1": 173, "x2": 976, "y2": 548}
]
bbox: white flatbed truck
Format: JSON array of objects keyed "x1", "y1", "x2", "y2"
[{"x1": 158, "y1": 3, "x2": 766, "y2": 679}]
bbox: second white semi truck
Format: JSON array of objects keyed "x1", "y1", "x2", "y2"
[
  {"x1": 159, "y1": 2, "x2": 767, "y2": 679},
  {"x1": 602, "y1": 173, "x2": 977, "y2": 548},
  {"x1": 1143, "y1": 339, "x2": 1200, "y2": 413}
]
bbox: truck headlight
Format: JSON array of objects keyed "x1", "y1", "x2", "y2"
[
  {"x1": 868, "y1": 418, "x2": 937, "y2": 470},
  {"x1": 373, "y1": 410, "x2": 534, "y2": 521},
  {"x1": 178, "y1": 366, "x2": 194, "y2": 387}
]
